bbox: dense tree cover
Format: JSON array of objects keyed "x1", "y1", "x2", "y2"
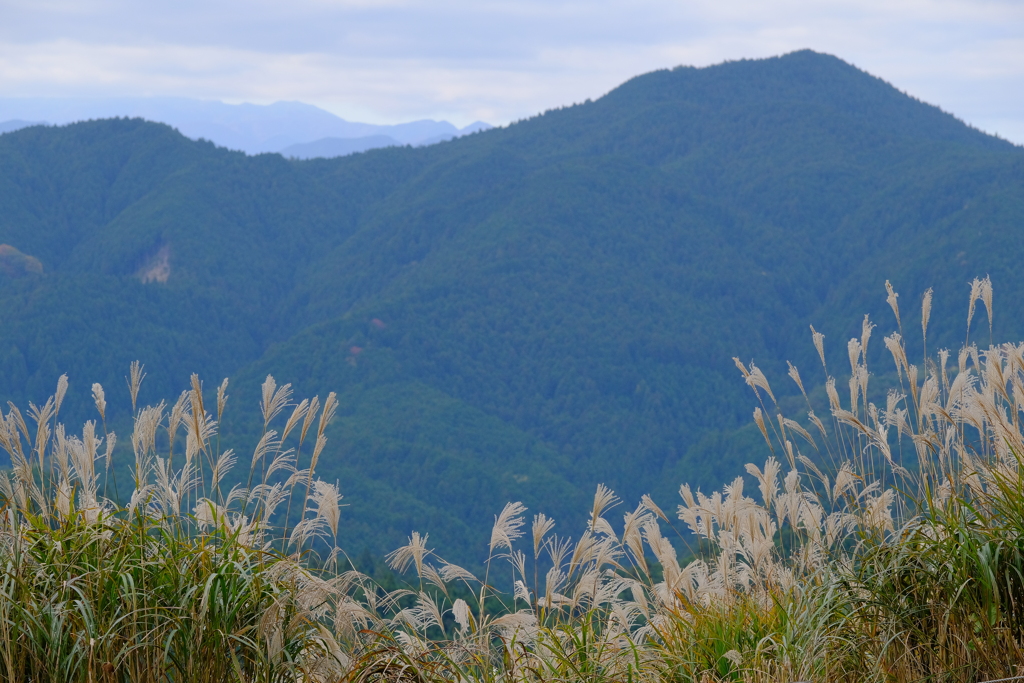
[{"x1": 0, "y1": 50, "x2": 1021, "y2": 563}]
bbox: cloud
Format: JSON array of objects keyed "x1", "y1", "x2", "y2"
[{"x1": 0, "y1": 0, "x2": 1020, "y2": 139}]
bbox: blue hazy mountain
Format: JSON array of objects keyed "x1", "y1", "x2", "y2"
[
  {"x1": 281, "y1": 135, "x2": 402, "y2": 159},
  {"x1": 0, "y1": 98, "x2": 490, "y2": 154},
  {"x1": 280, "y1": 122, "x2": 493, "y2": 159},
  {"x1": 0, "y1": 120, "x2": 46, "y2": 135}
]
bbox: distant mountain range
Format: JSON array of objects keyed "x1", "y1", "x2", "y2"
[
  {"x1": 279, "y1": 122, "x2": 493, "y2": 160},
  {"x1": 0, "y1": 120, "x2": 44, "y2": 135},
  {"x1": 0, "y1": 98, "x2": 491, "y2": 156},
  {"x1": 0, "y1": 51, "x2": 1021, "y2": 564}
]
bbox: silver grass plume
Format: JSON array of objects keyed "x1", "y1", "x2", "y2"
[
  {"x1": 922, "y1": 288, "x2": 934, "y2": 344},
  {"x1": 132, "y1": 401, "x2": 164, "y2": 487},
  {"x1": 265, "y1": 448, "x2": 297, "y2": 479},
  {"x1": 167, "y1": 391, "x2": 189, "y2": 452},
  {"x1": 982, "y1": 276, "x2": 994, "y2": 335},
  {"x1": 103, "y1": 431, "x2": 116, "y2": 474},
  {"x1": 251, "y1": 482, "x2": 289, "y2": 520},
  {"x1": 189, "y1": 373, "x2": 206, "y2": 431},
  {"x1": 589, "y1": 484, "x2": 619, "y2": 535},
  {"x1": 6, "y1": 403, "x2": 29, "y2": 444},
  {"x1": 787, "y1": 361, "x2": 806, "y2": 397},
  {"x1": 54, "y1": 374, "x2": 68, "y2": 416},
  {"x1": 545, "y1": 534, "x2": 573, "y2": 571},
  {"x1": 300, "y1": 395, "x2": 320, "y2": 443},
  {"x1": 260, "y1": 376, "x2": 293, "y2": 427},
  {"x1": 968, "y1": 276, "x2": 985, "y2": 334},
  {"x1": 511, "y1": 550, "x2": 528, "y2": 583},
  {"x1": 419, "y1": 564, "x2": 448, "y2": 594},
  {"x1": 211, "y1": 448, "x2": 236, "y2": 490},
  {"x1": 387, "y1": 531, "x2": 431, "y2": 576},
  {"x1": 885, "y1": 280, "x2": 901, "y2": 329},
  {"x1": 736, "y1": 360, "x2": 776, "y2": 404},
  {"x1": 308, "y1": 434, "x2": 327, "y2": 480},
  {"x1": 847, "y1": 338, "x2": 862, "y2": 377},
  {"x1": 281, "y1": 399, "x2": 309, "y2": 442},
  {"x1": 532, "y1": 513, "x2": 555, "y2": 558},
  {"x1": 745, "y1": 457, "x2": 781, "y2": 510},
  {"x1": 452, "y1": 598, "x2": 471, "y2": 632},
  {"x1": 439, "y1": 563, "x2": 477, "y2": 583},
  {"x1": 622, "y1": 503, "x2": 653, "y2": 574},
  {"x1": 489, "y1": 501, "x2": 527, "y2": 552},
  {"x1": 884, "y1": 333, "x2": 908, "y2": 380},
  {"x1": 251, "y1": 430, "x2": 281, "y2": 470},
  {"x1": 640, "y1": 493, "x2": 669, "y2": 522},
  {"x1": 216, "y1": 377, "x2": 228, "y2": 420},
  {"x1": 861, "y1": 314, "x2": 875, "y2": 366},
  {"x1": 91, "y1": 383, "x2": 106, "y2": 422},
  {"x1": 317, "y1": 392, "x2": 338, "y2": 438},
  {"x1": 753, "y1": 407, "x2": 771, "y2": 450},
  {"x1": 27, "y1": 397, "x2": 55, "y2": 471},
  {"x1": 52, "y1": 424, "x2": 70, "y2": 483},
  {"x1": 310, "y1": 479, "x2": 342, "y2": 538},
  {"x1": 810, "y1": 325, "x2": 826, "y2": 368},
  {"x1": 126, "y1": 361, "x2": 145, "y2": 412},
  {"x1": 733, "y1": 356, "x2": 751, "y2": 380},
  {"x1": 781, "y1": 416, "x2": 814, "y2": 447}
]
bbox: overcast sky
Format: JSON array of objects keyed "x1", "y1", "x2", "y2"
[{"x1": 0, "y1": 0, "x2": 1021, "y2": 142}]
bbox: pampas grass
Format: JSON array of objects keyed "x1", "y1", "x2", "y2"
[{"x1": 4, "y1": 276, "x2": 1024, "y2": 682}]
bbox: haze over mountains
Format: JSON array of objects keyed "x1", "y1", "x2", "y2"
[
  {"x1": 0, "y1": 97, "x2": 491, "y2": 157},
  {"x1": 0, "y1": 50, "x2": 1021, "y2": 563}
]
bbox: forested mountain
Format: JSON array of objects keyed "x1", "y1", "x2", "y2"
[{"x1": 0, "y1": 50, "x2": 1021, "y2": 562}]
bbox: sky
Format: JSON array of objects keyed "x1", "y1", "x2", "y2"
[{"x1": 0, "y1": 0, "x2": 1021, "y2": 143}]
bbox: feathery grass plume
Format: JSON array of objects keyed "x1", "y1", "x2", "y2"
[
  {"x1": 126, "y1": 361, "x2": 145, "y2": 412},
  {"x1": 300, "y1": 395, "x2": 320, "y2": 442},
  {"x1": 210, "y1": 447, "x2": 236, "y2": 492},
  {"x1": 736, "y1": 360, "x2": 776, "y2": 404},
  {"x1": 885, "y1": 279, "x2": 901, "y2": 329},
  {"x1": 967, "y1": 276, "x2": 985, "y2": 336},
  {"x1": 640, "y1": 493, "x2": 669, "y2": 523},
  {"x1": 532, "y1": 513, "x2": 555, "y2": 563},
  {"x1": 922, "y1": 287, "x2": 933, "y2": 348},
  {"x1": 847, "y1": 337, "x2": 862, "y2": 377},
  {"x1": 589, "y1": 484, "x2": 620, "y2": 535},
  {"x1": 452, "y1": 599, "x2": 471, "y2": 632},
  {"x1": 317, "y1": 392, "x2": 338, "y2": 439},
  {"x1": 91, "y1": 383, "x2": 106, "y2": 422},
  {"x1": 810, "y1": 324, "x2": 827, "y2": 369},
  {"x1": 310, "y1": 479, "x2": 342, "y2": 539},
  {"x1": 387, "y1": 532, "x2": 431, "y2": 576},
  {"x1": 861, "y1": 313, "x2": 875, "y2": 362},
  {"x1": 249, "y1": 430, "x2": 281, "y2": 471},
  {"x1": 787, "y1": 361, "x2": 807, "y2": 398},
  {"x1": 753, "y1": 407, "x2": 772, "y2": 452},
  {"x1": 281, "y1": 398, "x2": 309, "y2": 442},
  {"x1": 982, "y1": 275, "x2": 994, "y2": 333},
  {"x1": 884, "y1": 332, "x2": 909, "y2": 380},
  {"x1": 54, "y1": 373, "x2": 68, "y2": 416},
  {"x1": 216, "y1": 377, "x2": 229, "y2": 419},
  {"x1": 260, "y1": 375, "x2": 292, "y2": 427},
  {"x1": 489, "y1": 501, "x2": 527, "y2": 553}
]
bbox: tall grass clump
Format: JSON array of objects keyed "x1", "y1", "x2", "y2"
[
  {"x1": 5, "y1": 277, "x2": 1024, "y2": 682},
  {"x1": 0, "y1": 369, "x2": 357, "y2": 682}
]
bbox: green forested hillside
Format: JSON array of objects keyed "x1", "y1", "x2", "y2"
[{"x1": 0, "y1": 50, "x2": 1021, "y2": 562}]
